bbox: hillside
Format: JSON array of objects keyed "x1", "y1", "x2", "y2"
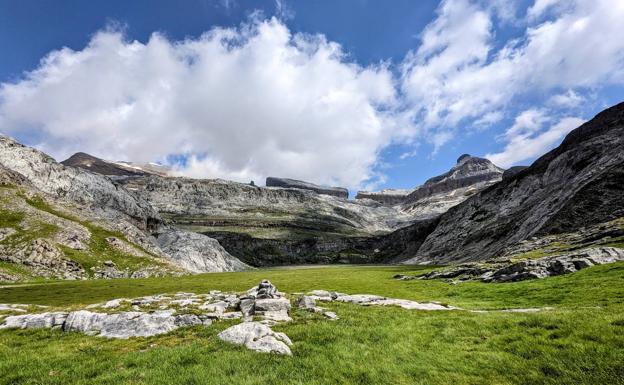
[
  {"x1": 0, "y1": 136, "x2": 248, "y2": 282},
  {"x1": 401, "y1": 102, "x2": 624, "y2": 264}
]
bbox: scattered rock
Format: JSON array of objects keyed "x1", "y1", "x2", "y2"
[
  {"x1": 306, "y1": 291, "x2": 458, "y2": 311},
  {"x1": 218, "y1": 322, "x2": 293, "y2": 355},
  {"x1": 412, "y1": 247, "x2": 624, "y2": 283}
]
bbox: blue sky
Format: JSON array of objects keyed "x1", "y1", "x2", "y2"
[{"x1": 0, "y1": 0, "x2": 622, "y2": 193}]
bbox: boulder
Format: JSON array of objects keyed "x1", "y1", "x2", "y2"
[
  {"x1": 156, "y1": 229, "x2": 248, "y2": 273},
  {"x1": 218, "y1": 322, "x2": 293, "y2": 355},
  {"x1": 296, "y1": 296, "x2": 316, "y2": 311},
  {"x1": 255, "y1": 279, "x2": 280, "y2": 299}
]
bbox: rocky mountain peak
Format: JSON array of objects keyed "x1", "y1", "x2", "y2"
[{"x1": 457, "y1": 153, "x2": 472, "y2": 163}]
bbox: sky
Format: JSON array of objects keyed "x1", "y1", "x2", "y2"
[{"x1": 0, "y1": 0, "x2": 623, "y2": 193}]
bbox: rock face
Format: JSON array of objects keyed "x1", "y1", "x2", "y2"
[
  {"x1": 156, "y1": 229, "x2": 249, "y2": 273},
  {"x1": 114, "y1": 175, "x2": 417, "y2": 265},
  {"x1": 61, "y1": 152, "x2": 146, "y2": 176},
  {"x1": 404, "y1": 102, "x2": 624, "y2": 264},
  {"x1": 412, "y1": 247, "x2": 624, "y2": 282},
  {"x1": 266, "y1": 177, "x2": 348, "y2": 199},
  {"x1": 356, "y1": 155, "x2": 503, "y2": 221},
  {"x1": 355, "y1": 189, "x2": 412, "y2": 206},
  {"x1": 401, "y1": 155, "x2": 503, "y2": 209},
  {"x1": 0, "y1": 136, "x2": 161, "y2": 232},
  {"x1": 502, "y1": 166, "x2": 528, "y2": 180}
]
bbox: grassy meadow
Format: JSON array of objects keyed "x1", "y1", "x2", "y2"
[{"x1": 1, "y1": 263, "x2": 623, "y2": 385}]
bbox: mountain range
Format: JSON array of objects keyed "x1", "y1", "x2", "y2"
[{"x1": 0, "y1": 101, "x2": 622, "y2": 281}]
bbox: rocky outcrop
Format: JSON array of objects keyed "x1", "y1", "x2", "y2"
[
  {"x1": 405, "y1": 102, "x2": 624, "y2": 264},
  {"x1": 0, "y1": 136, "x2": 245, "y2": 279},
  {"x1": 156, "y1": 229, "x2": 248, "y2": 273},
  {"x1": 63, "y1": 310, "x2": 203, "y2": 338},
  {"x1": 0, "y1": 136, "x2": 162, "y2": 232},
  {"x1": 305, "y1": 290, "x2": 457, "y2": 310},
  {"x1": 218, "y1": 322, "x2": 293, "y2": 355},
  {"x1": 410, "y1": 247, "x2": 624, "y2": 282},
  {"x1": 61, "y1": 152, "x2": 146, "y2": 176},
  {"x1": 266, "y1": 177, "x2": 348, "y2": 199}
]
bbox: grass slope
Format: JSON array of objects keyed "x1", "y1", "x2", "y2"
[{"x1": 1, "y1": 264, "x2": 623, "y2": 384}]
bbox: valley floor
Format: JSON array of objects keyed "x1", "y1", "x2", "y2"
[{"x1": 1, "y1": 264, "x2": 623, "y2": 385}]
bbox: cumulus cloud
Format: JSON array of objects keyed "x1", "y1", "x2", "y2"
[
  {"x1": 401, "y1": 0, "x2": 624, "y2": 137},
  {"x1": 486, "y1": 114, "x2": 584, "y2": 168},
  {"x1": 1, "y1": 0, "x2": 623, "y2": 188},
  {"x1": 0, "y1": 18, "x2": 404, "y2": 189}
]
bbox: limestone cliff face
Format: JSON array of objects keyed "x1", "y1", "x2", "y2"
[
  {"x1": 114, "y1": 175, "x2": 420, "y2": 266},
  {"x1": 406, "y1": 102, "x2": 624, "y2": 264},
  {"x1": 116, "y1": 175, "x2": 415, "y2": 236},
  {"x1": 266, "y1": 177, "x2": 348, "y2": 198}
]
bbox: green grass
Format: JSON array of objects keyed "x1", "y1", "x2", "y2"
[
  {"x1": 1, "y1": 264, "x2": 624, "y2": 384},
  {"x1": 19, "y1": 194, "x2": 170, "y2": 276}
]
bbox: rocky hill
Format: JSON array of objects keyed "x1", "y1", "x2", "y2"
[
  {"x1": 0, "y1": 136, "x2": 248, "y2": 282},
  {"x1": 401, "y1": 101, "x2": 624, "y2": 264}
]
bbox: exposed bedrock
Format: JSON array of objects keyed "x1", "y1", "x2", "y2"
[
  {"x1": 0, "y1": 136, "x2": 161, "y2": 232},
  {"x1": 265, "y1": 177, "x2": 348, "y2": 198},
  {"x1": 356, "y1": 155, "x2": 503, "y2": 208},
  {"x1": 407, "y1": 101, "x2": 624, "y2": 264}
]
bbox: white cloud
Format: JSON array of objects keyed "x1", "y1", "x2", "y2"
[
  {"x1": 1, "y1": 1, "x2": 623, "y2": 189},
  {"x1": 548, "y1": 89, "x2": 584, "y2": 108},
  {"x1": 0, "y1": 18, "x2": 404, "y2": 189},
  {"x1": 503, "y1": 108, "x2": 549, "y2": 139},
  {"x1": 401, "y1": 0, "x2": 624, "y2": 136},
  {"x1": 486, "y1": 115, "x2": 584, "y2": 168}
]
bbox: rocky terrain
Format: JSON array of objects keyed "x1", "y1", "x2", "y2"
[
  {"x1": 2, "y1": 102, "x2": 623, "y2": 275},
  {"x1": 397, "y1": 247, "x2": 624, "y2": 283},
  {"x1": 0, "y1": 279, "x2": 457, "y2": 355},
  {"x1": 0, "y1": 136, "x2": 248, "y2": 281}
]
